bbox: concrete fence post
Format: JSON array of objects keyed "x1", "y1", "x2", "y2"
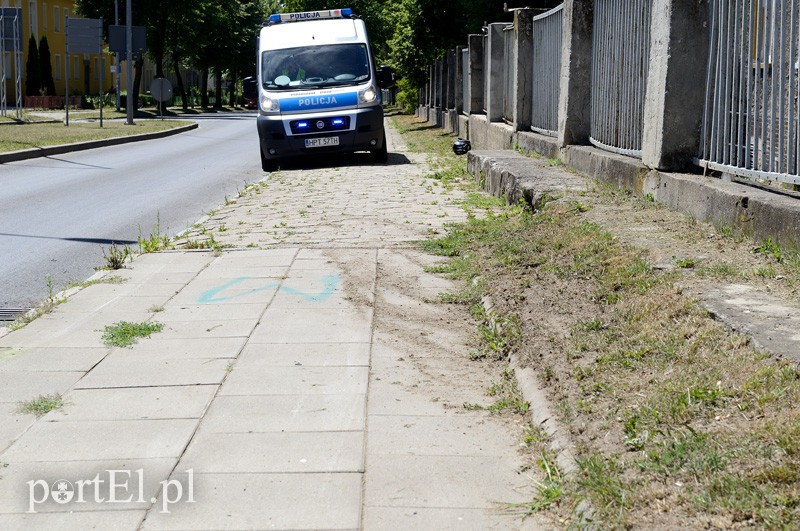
[
  {"x1": 641, "y1": 0, "x2": 709, "y2": 171},
  {"x1": 557, "y1": 0, "x2": 593, "y2": 148},
  {"x1": 455, "y1": 45, "x2": 466, "y2": 114},
  {"x1": 467, "y1": 34, "x2": 484, "y2": 115},
  {"x1": 446, "y1": 50, "x2": 456, "y2": 111},
  {"x1": 513, "y1": 8, "x2": 534, "y2": 131},
  {"x1": 486, "y1": 23, "x2": 507, "y2": 122}
]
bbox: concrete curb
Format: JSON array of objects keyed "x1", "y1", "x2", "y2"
[
  {"x1": 0, "y1": 121, "x2": 199, "y2": 164},
  {"x1": 480, "y1": 294, "x2": 595, "y2": 526}
]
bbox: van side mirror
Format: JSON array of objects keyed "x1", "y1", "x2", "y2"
[{"x1": 377, "y1": 66, "x2": 395, "y2": 89}]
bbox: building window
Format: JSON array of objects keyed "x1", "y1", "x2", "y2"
[
  {"x1": 28, "y1": 1, "x2": 37, "y2": 38},
  {"x1": 55, "y1": 54, "x2": 60, "y2": 80},
  {"x1": 53, "y1": 5, "x2": 59, "y2": 32},
  {"x1": 42, "y1": 2, "x2": 47, "y2": 30}
]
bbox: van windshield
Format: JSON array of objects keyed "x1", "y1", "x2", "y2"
[{"x1": 261, "y1": 43, "x2": 371, "y2": 90}]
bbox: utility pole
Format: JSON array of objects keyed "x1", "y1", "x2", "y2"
[
  {"x1": 125, "y1": 0, "x2": 134, "y2": 125},
  {"x1": 115, "y1": 0, "x2": 120, "y2": 112}
]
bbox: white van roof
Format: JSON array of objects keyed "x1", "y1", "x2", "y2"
[{"x1": 259, "y1": 18, "x2": 367, "y2": 51}]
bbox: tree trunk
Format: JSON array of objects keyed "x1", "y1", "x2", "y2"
[
  {"x1": 214, "y1": 67, "x2": 223, "y2": 109},
  {"x1": 174, "y1": 56, "x2": 187, "y2": 111},
  {"x1": 200, "y1": 68, "x2": 209, "y2": 109},
  {"x1": 229, "y1": 70, "x2": 237, "y2": 108}
]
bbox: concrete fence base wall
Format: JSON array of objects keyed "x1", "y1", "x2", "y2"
[{"x1": 413, "y1": 104, "x2": 800, "y2": 249}]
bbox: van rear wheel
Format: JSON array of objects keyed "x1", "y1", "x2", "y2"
[{"x1": 371, "y1": 132, "x2": 388, "y2": 163}]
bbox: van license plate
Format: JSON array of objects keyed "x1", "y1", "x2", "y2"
[{"x1": 305, "y1": 136, "x2": 339, "y2": 148}]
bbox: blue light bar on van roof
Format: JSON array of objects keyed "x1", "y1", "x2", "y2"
[{"x1": 269, "y1": 8, "x2": 353, "y2": 24}]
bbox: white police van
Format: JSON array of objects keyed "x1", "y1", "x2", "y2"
[{"x1": 256, "y1": 8, "x2": 393, "y2": 171}]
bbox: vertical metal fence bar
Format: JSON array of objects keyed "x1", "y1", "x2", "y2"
[
  {"x1": 713, "y1": 0, "x2": 726, "y2": 164},
  {"x1": 768, "y1": 1, "x2": 777, "y2": 173},
  {"x1": 701, "y1": 1, "x2": 716, "y2": 162},
  {"x1": 734, "y1": 0, "x2": 746, "y2": 168},
  {"x1": 790, "y1": 0, "x2": 798, "y2": 175},
  {"x1": 778, "y1": 0, "x2": 787, "y2": 174},
  {"x1": 723, "y1": 0, "x2": 735, "y2": 166},
  {"x1": 759, "y1": 0, "x2": 769, "y2": 171},
  {"x1": 744, "y1": 0, "x2": 757, "y2": 169}
]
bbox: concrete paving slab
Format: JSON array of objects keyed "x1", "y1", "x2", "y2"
[
  {"x1": 221, "y1": 365, "x2": 369, "y2": 396},
  {"x1": 0, "y1": 510, "x2": 146, "y2": 529},
  {"x1": 236, "y1": 342, "x2": 370, "y2": 367},
  {"x1": 75, "y1": 356, "x2": 229, "y2": 389},
  {"x1": 0, "y1": 324, "x2": 108, "y2": 350},
  {"x1": 0, "y1": 458, "x2": 177, "y2": 514},
  {"x1": 115, "y1": 337, "x2": 246, "y2": 360},
  {"x1": 0, "y1": 403, "x2": 35, "y2": 455},
  {"x1": 0, "y1": 347, "x2": 109, "y2": 372},
  {"x1": 158, "y1": 320, "x2": 255, "y2": 339},
  {"x1": 178, "y1": 431, "x2": 363, "y2": 473},
  {"x1": 363, "y1": 454, "x2": 532, "y2": 509},
  {"x1": 1, "y1": 419, "x2": 198, "y2": 462},
  {"x1": 249, "y1": 308, "x2": 373, "y2": 344},
  {"x1": 366, "y1": 363, "x2": 495, "y2": 416},
  {"x1": 367, "y1": 414, "x2": 519, "y2": 457},
  {"x1": 132, "y1": 252, "x2": 215, "y2": 267},
  {"x1": 141, "y1": 472, "x2": 361, "y2": 530},
  {"x1": 362, "y1": 506, "x2": 537, "y2": 530},
  {"x1": 90, "y1": 296, "x2": 173, "y2": 315},
  {"x1": 0, "y1": 371, "x2": 84, "y2": 404},
  {"x1": 110, "y1": 270, "x2": 198, "y2": 286},
  {"x1": 155, "y1": 303, "x2": 266, "y2": 322},
  {"x1": 194, "y1": 261, "x2": 291, "y2": 275},
  {"x1": 49, "y1": 385, "x2": 218, "y2": 421},
  {"x1": 199, "y1": 394, "x2": 365, "y2": 433}
]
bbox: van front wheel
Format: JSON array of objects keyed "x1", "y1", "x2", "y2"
[
  {"x1": 371, "y1": 133, "x2": 388, "y2": 163},
  {"x1": 261, "y1": 147, "x2": 278, "y2": 172}
]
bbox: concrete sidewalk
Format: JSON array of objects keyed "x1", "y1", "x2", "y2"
[{"x1": 0, "y1": 125, "x2": 543, "y2": 529}]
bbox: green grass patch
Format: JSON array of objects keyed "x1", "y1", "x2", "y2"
[
  {"x1": 17, "y1": 394, "x2": 64, "y2": 417},
  {"x1": 102, "y1": 321, "x2": 164, "y2": 348}
]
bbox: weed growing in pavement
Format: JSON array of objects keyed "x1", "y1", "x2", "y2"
[
  {"x1": 67, "y1": 276, "x2": 127, "y2": 289},
  {"x1": 148, "y1": 305, "x2": 165, "y2": 313},
  {"x1": 138, "y1": 214, "x2": 171, "y2": 253},
  {"x1": 17, "y1": 394, "x2": 64, "y2": 417},
  {"x1": 102, "y1": 321, "x2": 164, "y2": 348},
  {"x1": 101, "y1": 242, "x2": 131, "y2": 269}
]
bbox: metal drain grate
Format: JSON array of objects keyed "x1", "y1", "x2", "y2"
[{"x1": 0, "y1": 308, "x2": 30, "y2": 321}]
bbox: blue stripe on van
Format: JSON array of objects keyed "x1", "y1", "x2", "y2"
[{"x1": 280, "y1": 92, "x2": 358, "y2": 112}]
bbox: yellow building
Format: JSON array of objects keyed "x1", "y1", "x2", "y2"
[{"x1": 3, "y1": 0, "x2": 113, "y2": 104}]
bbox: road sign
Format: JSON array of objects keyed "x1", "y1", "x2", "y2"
[
  {"x1": 150, "y1": 78, "x2": 173, "y2": 102},
  {"x1": 0, "y1": 8, "x2": 22, "y2": 50},
  {"x1": 66, "y1": 17, "x2": 102, "y2": 55},
  {"x1": 108, "y1": 25, "x2": 146, "y2": 55}
]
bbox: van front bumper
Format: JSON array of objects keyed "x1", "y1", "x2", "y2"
[{"x1": 257, "y1": 106, "x2": 385, "y2": 160}]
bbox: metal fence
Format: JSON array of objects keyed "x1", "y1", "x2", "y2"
[
  {"x1": 502, "y1": 25, "x2": 515, "y2": 123},
  {"x1": 590, "y1": 0, "x2": 652, "y2": 157},
  {"x1": 700, "y1": 0, "x2": 800, "y2": 186},
  {"x1": 531, "y1": 4, "x2": 564, "y2": 136}
]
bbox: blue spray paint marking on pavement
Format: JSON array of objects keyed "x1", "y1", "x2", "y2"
[
  {"x1": 197, "y1": 274, "x2": 340, "y2": 304},
  {"x1": 278, "y1": 274, "x2": 339, "y2": 302}
]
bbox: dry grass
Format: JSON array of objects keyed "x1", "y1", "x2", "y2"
[{"x1": 425, "y1": 193, "x2": 800, "y2": 529}]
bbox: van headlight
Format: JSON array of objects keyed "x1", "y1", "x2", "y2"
[
  {"x1": 359, "y1": 85, "x2": 377, "y2": 104},
  {"x1": 260, "y1": 96, "x2": 279, "y2": 113}
]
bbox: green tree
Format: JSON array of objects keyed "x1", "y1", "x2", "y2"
[
  {"x1": 25, "y1": 35, "x2": 40, "y2": 97},
  {"x1": 39, "y1": 36, "x2": 57, "y2": 96}
]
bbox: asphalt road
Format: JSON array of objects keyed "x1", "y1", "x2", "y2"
[{"x1": 0, "y1": 113, "x2": 262, "y2": 313}]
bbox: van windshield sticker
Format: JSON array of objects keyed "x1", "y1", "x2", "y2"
[{"x1": 279, "y1": 92, "x2": 358, "y2": 112}]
